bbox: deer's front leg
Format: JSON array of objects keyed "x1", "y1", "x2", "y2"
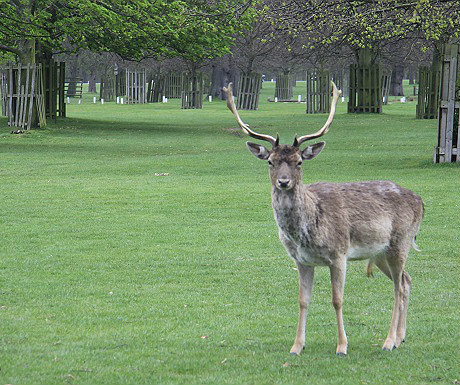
[
  {"x1": 330, "y1": 261, "x2": 348, "y2": 356},
  {"x1": 290, "y1": 262, "x2": 315, "y2": 355}
]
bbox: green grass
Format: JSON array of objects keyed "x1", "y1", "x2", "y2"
[{"x1": 1, "y1": 81, "x2": 459, "y2": 385}]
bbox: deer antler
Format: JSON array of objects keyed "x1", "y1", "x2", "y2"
[
  {"x1": 223, "y1": 83, "x2": 279, "y2": 147},
  {"x1": 293, "y1": 81, "x2": 341, "y2": 147}
]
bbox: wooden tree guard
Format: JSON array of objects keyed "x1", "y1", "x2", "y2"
[
  {"x1": 42, "y1": 60, "x2": 65, "y2": 119},
  {"x1": 115, "y1": 70, "x2": 126, "y2": 98},
  {"x1": 65, "y1": 77, "x2": 83, "y2": 98},
  {"x1": 181, "y1": 72, "x2": 203, "y2": 109},
  {"x1": 237, "y1": 73, "x2": 262, "y2": 110},
  {"x1": 381, "y1": 70, "x2": 392, "y2": 105},
  {"x1": 164, "y1": 73, "x2": 183, "y2": 98},
  {"x1": 100, "y1": 72, "x2": 116, "y2": 102},
  {"x1": 1, "y1": 70, "x2": 7, "y2": 116},
  {"x1": 275, "y1": 74, "x2": 293, "y2": 100},
  {"x1": 125, "y1": 69, "x2": 146, "y2": 104},
  {"x1": 435, "y1": 44, "x2": 460, "y2": 163},
  {"x1": 0, "y1": 63, "x2": 46, "y2": 129},
  {"x1": 416, "y1": 66, "x2": 440, "y2": 119},
  {"x1": 147, "y1": 74, "x2": 164, "y2": 103},
  {"x1": 348, "y1": 49, "x2": 382, "y2": 113},
  {"x1": 306, "y1": 70, "x2": 330, "y2": 113},
  {"x1": 331, "y1": 70, "x2": 347, "y2": 97},
  {"x1": 332, "y1": 70, "x2": 350, "y2": 98}
]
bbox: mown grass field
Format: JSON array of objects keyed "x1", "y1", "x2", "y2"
[{"x1": 1, "y1": 82, "x2": 459, "y2": 385}]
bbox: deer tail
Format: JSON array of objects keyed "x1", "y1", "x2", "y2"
[{"x1": 412, "y1": 235, "x2": 421, "y2": 252}]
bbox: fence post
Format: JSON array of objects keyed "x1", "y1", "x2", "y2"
[{"x1": 435, "y1": 44, "x2": 460, "y2": 163}]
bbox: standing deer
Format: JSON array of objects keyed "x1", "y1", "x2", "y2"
[{"x1": 223, "y1": 82, "x2": 424, "y2": 355}]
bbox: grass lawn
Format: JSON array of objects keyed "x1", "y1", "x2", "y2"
[{"x1": 0, "y1": 82, "x2": 459, "y2": 385}]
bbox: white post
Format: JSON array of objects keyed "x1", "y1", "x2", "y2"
[
  {"x1": 78, "y1": 99, "x2": 81, "y2": 105},
  {"x1": 274, "y1": 97, "x2": 278, "y2": 103},
  {"x1": 67, "y1": 97, "x2": 70, "y2": 104},
  {"x1": 101, "y1": 99, "x2": 104, "y2": 104},
  {"x1": 341, "y1": 96, "x2": 345, "y2": 103},
  {"x1": 116, "y1": 96, "x2": 120, "y2": 104},
  {"x1": 93, "y1": 96, "x2": 96, "y2": 103},
  {"x1": 297, "y1": 95, "x2": 302, "y2": 102},
  {"x1": 209, "y1": 95, "x2": 212, "y2": 102},
  {"x1": 121, "y1": 97, "x2": 124, "y2": 104}
]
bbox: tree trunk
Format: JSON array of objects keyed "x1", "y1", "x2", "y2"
[
  {"x1": 88, "y1": 71, "x2": 97, "y2": 93},
  {"x1": 408, "y1": 68, "x2": 416, "y2": 85},
  {"x1": 389, "y1": 64, "x2": 405, "y2": 96},
  {"x1": 66, "y1": 55, "x2": 79, "y2": 96},
  {"x1": 209, "y1": 56, "x2": 238, "y2": 100}
]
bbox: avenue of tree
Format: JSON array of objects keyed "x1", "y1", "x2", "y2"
[{"x1": 1, "y1": 1, "x2": 459, "y2": 100}]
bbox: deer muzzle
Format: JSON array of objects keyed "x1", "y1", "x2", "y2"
[{"x1": 277, "y1": 178, "x2": 292, "y2": 190}]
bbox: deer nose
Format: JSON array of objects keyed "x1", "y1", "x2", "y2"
[{"x1": 278, "y1": 178, "x2": 291, "y2": 189}]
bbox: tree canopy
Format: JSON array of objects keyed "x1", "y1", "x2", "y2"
[
  {"x1": 270, "y1": 0, "x2": 460, "y2": 51},
  {"x1": 0, "y1": 0, "x2": 253, "y2": 63}
]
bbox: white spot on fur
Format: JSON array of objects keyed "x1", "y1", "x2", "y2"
[
  {"x1": 347, "y1": 242, "x2": 389, "y2": 261},
  {"x1": 297, "y1": 247, "x2": 331, "y2": 266}
]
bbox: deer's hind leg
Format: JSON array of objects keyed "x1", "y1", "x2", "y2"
[
  {"x1": 375, "y1": 251, "x2": 411, "y2": 351},
  {"x1": 396, "y1": 270, "x2": 411, "y2": 344},
  {"x1": 330, "y1": 260, "x2": 348, "y2": 356}
]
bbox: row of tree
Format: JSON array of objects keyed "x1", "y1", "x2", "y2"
[{"x1": 1, "y1": 1, "x2": 459, "y2": 101}]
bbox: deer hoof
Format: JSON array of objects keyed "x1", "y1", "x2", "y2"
[
  {"x1": 382, "y1": 339, "x2": 395, "y2": 351},
  {"x1": 289, "y1": 344, "x2": 304, "y2": 355},
  {"x1": 336, "y1": 346, "x2": 347, "y2": 356},
  {"x1": 394, "y1": 337, "x2": 404, "y2": 348}
]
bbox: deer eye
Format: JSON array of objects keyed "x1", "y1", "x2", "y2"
[
  {"x1": 297, "y1": 161, "x2": 303, "y2": 167},
  {"x1": 268, "y1": 160, "x2": 274, "y2": 166}
]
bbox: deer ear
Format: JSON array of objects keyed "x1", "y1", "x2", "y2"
[
  {"x1": 247, "y1": 142, "x2": 270, "y2": 160},
  {"x1": 301, "y1": 141, "x2": 326, "y2": 160}
]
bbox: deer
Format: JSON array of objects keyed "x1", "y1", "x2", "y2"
[{"x1": 222, "y1": 81, "x2": 424, "y2": 356}]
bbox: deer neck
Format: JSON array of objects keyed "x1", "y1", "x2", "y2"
[{"x1": 271, "y1": 184, "x2": 317, "y2": 235}]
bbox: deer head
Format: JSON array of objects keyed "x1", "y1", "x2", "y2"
[{"x1": 222, "y1": 82, "x2": 341, "y2": 191}]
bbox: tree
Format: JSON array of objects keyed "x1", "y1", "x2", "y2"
[
  {"x1": 266, "y1": 0, "x2": 459, "y2": 107},
  {"x1": 270, "y1": 0, "x2": 459, "y2": 49},
  {"x1": 0, "y1": 0, "x2": 253, "y2": 125},
  {"x1": 0, "y1": 1, "x2": 253, "y2": 64}
]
